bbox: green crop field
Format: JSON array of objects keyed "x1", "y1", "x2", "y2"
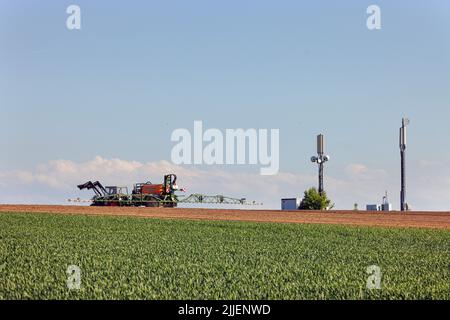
[{"x1": 0, "y1": 212, "x2": 449, "y2": 299}]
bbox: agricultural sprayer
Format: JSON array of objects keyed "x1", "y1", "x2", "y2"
[{"x1": 71, "y1": 174, "x2": 260, "y2": 207}]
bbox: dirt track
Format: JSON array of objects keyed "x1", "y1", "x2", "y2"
[{"x1": 1, "y1": 205, "x2": 450, "y2": 229}]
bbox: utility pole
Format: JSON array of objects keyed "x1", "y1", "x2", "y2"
[
  {"x1": 311, "y1": 134, "x2": 330, "y2": 195},
  {"x1": 399, "y1": 118, "x2": 409, "y2": 211}
]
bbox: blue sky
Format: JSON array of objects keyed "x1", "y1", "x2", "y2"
[{"x1": 1, "y1": 1, "x2": 449, "y2": 210}]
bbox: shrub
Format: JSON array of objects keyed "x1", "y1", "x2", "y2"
[{"x1": 298, "y1": 187, "x2": 333, "y2": 210}]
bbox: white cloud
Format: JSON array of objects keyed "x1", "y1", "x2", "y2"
[
  {"x1": 0, "y1": 157, "x2": 449, "y2": 210},
  {"x1": 345, "y1": 164, "x2": 387, "y2": 181},
  {"x1": 418, "y1": 159, "x2": 450, "y2": 167}
]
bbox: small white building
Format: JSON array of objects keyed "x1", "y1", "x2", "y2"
[
  {"x1": 366, "y1": 191, "x2": 392, "y2": 212},
  {"x1": 281, "y1": 198, "x2": 301, "y2": 210}
]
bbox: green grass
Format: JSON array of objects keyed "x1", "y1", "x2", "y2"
[{"x1": 0, "y1": 212, "x2": 449, "y2": 299}]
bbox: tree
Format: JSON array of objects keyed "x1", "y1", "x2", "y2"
[{"x1": 298, "y1": 187, "x2": 333, "y2": 210}]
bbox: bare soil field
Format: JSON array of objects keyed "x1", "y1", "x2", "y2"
[{"x1": 1, "y1": 204, "x2": 450, "y2": 229}]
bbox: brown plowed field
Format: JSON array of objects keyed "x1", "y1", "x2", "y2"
[{"x1": 1, "y1": 204, "x2": 450, "y2": 229}]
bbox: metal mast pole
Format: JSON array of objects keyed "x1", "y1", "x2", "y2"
[
  {"x1": 399, "y1": 118, "x2": 409, "y2": 211},
  {"x1": 400, "y1": 150, "x2": 405, "y2": 211},
  {"x1": 318, "y1": 162, "x2": 324, "y2": 194},
  {"x1": 311, "y1": 134, "x2": 329, "y2": 196}
]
